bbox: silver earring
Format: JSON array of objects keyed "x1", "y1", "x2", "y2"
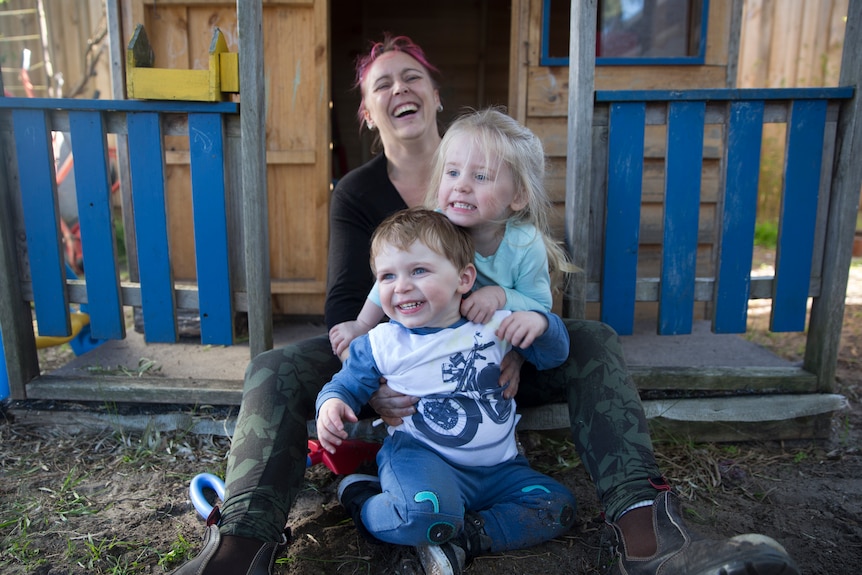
[
  {"x1": 437, "y1": 104, "x2": 443, "y2": 112},
  {"x1": 366, "y1": 121, "x2": 376, "y2": 131}
]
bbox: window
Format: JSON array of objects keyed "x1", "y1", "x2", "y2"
[{"x1": 541, "y1": 0, "x2": 709, "y2": 66}]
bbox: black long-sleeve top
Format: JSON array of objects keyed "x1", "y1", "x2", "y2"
[{"x1": 325, "y1": 153, "x2": 408, "y2": 329}]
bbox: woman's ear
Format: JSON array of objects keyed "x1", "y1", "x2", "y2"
[{"x1": 458, "y1": 263, "x2": 477, "y2": 294}]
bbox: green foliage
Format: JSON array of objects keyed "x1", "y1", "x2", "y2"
[{"x1": 754, "y1": 221, "x2": 778, "y2": 249}]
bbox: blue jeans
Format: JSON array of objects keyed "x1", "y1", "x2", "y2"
[{"x1": 362, "y1": 431, "x2": 576, "y2": 551}]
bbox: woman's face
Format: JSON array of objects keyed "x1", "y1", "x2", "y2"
[{"x1": 361, "y1": 51, "x2": 440, "y2": 145}]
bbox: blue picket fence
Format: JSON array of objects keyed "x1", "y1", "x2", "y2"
[
  {"x1": 592, "y1": 87, "x2": 854, "y2": 336},
  {"x1": 0, "y1": 97, "x2": 238, "y2": 352}
]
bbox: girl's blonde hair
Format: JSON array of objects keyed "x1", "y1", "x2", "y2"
[{"x1": 426, "y1": 107, "x2": 574, "y2": 291}]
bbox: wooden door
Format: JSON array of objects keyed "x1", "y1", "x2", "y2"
[{"x1": 121, "y1": 0, "x2": 330, "y2": 315}]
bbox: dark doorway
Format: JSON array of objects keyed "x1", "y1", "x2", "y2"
[{"x1": 330, "y1": 0, "x2": 512, "y2": 177}]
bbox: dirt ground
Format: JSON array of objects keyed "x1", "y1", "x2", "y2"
[{"x1": 1, "y1": 261, "x2": 861, "y2": 574}]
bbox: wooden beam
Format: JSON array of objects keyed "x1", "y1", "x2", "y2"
[
  {"x1": 238, "y1": 1, "x2": 273, "y2": 358},
  {"x1": 0, "y1": 98, "x2": 40, "y2": 399},
  {"x1": 805, "y1": 0, "x2": 862, "y2": 392},
  {"x1": 563, "y1": 0, "x2": 597, "y2": 318}
]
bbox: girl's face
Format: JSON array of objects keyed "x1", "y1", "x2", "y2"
[
  {"x1": 436, "y1": 132, "x2": 527, "y2": 232},
  {"x1": 360, "y1": 51, "x2": 440, "y2": 146},
  {"x1": 374, "y1": 240, "x2": 474, "y2": 329}
]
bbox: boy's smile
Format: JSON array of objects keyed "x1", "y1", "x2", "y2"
[{"x1": 374, "y1": 240, "x2": 475, "y2": 329}]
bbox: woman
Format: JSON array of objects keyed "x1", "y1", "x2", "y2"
[{"x1": 170, "y1": 35, "x2": 798, "y2": 575}]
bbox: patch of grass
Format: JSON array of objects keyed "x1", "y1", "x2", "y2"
[
  {"x1": 0, "y1": 500, "x2": 47, "y2": 569},
  {"x1": 157, "y1": 532, "x2": 194, "y2": 570},
  {"x1": 87, "y1": 357, "x2": 162, "y2": 377},
  {"x1": 754, "y1": 221, "x2": 778, "y2": 249}
]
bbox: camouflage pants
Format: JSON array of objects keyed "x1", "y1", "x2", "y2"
[{"x1": 217, "y1": 319, "x2": 662, "y2": 542}]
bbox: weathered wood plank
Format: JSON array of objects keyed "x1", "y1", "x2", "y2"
[
  {"x1": 563, "y1": 0, "x2": 596, "y2": 318},
  {"x1": 25, "y1": 374, "x2": 243, "y2": 405},
  {"x1": 0, "y1": 103, "x2": 40, "y2": 399},
  {"x1": 237, "y1": 0, "x2": 273, "y2": 357},
  {"x1": 517, "y1": 394, "x2": 844, "y2": 441},
  {"x1": 805, "y1": 0, "x2": 862, "y2": 392}
]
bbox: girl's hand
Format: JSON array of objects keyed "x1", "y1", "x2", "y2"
[
  {"x1": 329, "y1": 320, "x2": 369, "y2": 358},
  {"x1": 316, "y1": 399, "x2": 358, "y2": 453},
  {"x1": 497, "y1": 311, "x2": 548, "y2": 349},
  {"x1": 460, "y1": 286, "x2": 506, "y2": 324},
  {"x1": 369, "y1": 381, "x2": 418, "y2": 427},
  {"x1": 499, "y1": 350, "x2": 524, "y2": 399}
]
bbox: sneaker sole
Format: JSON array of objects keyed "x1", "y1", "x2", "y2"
[
  {"x1": 336, "y1": 474, "x2": 381, "y2": 505},
  {"x1": 416, "y1": 545, "x2": 457, "y2": 575}
]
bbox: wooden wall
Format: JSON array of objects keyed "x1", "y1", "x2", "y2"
[
  {"x1": 511, "y1": 0, "x2": 740, "y2": 320},
  {"x1": 737, "y1": 0, "x2": 847, "y2": 89},
  {"x1": 736, "y1": 0, "x2": 852, "y2": 224}
]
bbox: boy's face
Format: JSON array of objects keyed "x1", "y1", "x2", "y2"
[
  {"x1": 437, "y1": 132, "x2": 527, "y2": 232},
  {"x1": 374, "y1": 240, "x2": 475, "y2": 329}
]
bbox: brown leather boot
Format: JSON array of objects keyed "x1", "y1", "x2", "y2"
[
  {"x1": 169, "y1": 508, "x2": 288, "y2": 575},
  {"x1": 609, "y1": 491, "x2": 799, "y2": 575}
]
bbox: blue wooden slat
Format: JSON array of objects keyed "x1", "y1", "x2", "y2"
[
  {"x1": 772, "y1": 100, "x2": 828, "y2": 332},
  {"x1": 0, "y1": 97, "x2": 238, "y2": 114},
  {"x1": 68, "y1": 110, "x2": 126, "y2": 340},
  {"x1": 12, "y1": 109, "x2": 70, "y2": 337},
  {"x1": 596, "y1": 86, "x2": 854, "y2": 102},
  {"x1": 126, "y1": 112, "x2": 177, "y2": 342},
  {"x1": 659, "y1": 101, "x2": 705, "y2": 335},
  {"x1": 189, "y1": 113, "x2": 233, "y2": 345},
  {"x1": 714, "y1": 101, "x2": 764, "y2": 333},
  {"x1": 601, "y1": 102, "x2": 645, "y2": 335}
]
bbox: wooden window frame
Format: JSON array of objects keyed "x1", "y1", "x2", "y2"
[{"x1": 540, "y1": 0, "x2": 710, "y2": 66}]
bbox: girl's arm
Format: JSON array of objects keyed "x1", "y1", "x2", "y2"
[{"x1": 329, "y1": 298, "x2": 385, "y2": 359}]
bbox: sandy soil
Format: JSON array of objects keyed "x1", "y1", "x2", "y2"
[{"x1": 1, "y1": 261, "x2": 860, "y2": 574}]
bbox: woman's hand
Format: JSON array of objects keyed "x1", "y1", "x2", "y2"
[
  {"x1": 369, "y1": 381, "x2": 418, "y2": 427},
  {"x1": 316, "y1": 398, "x2": 357, "y2": 453},
  {"x1": 499, "y1": 350, "x2": 524, "y2": 399},
  {"x1": 497, "y1": 311, "x2": 548, "y2": 349},
  {"x1": 460, "y1": 286, "x2": 506, "y2": 324}
]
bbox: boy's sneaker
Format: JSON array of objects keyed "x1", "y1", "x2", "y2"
[
  {"x1": 609, "y1": 491, "x2": 800, "y2": 575},
  {"x1": 416, "y1": 512, "x2": 491, "y2": 575},
  {"x1": 337, "y1": 474, "x2": 382, "y2": 543}
]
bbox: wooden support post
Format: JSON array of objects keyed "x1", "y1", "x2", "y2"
[
  {"x1": 237, "y1": 0, "x2": 273, "y2": 357},
  {"x1": 805, "y1": 1, "x2": 862, "y2": 391},
  {"x1": 564, "y1": 0, "x2": 597, "y2": 318},
  {"x1": 0, "y1": 74, "x2": 40, "y2": 398}
]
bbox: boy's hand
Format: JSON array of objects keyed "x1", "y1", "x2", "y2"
[
  {"x1": 460, "y1": 286, "x2": 506, "y2": 324},
  {"x1": 499, "y1": 350, "x2": 524, "y2": 399},
  {"x1": 497, "y1": 311, "x2": 548, "y2": 350},
  {"x1": 316, "y1": 398, "x2": 358, "y2": 453}
]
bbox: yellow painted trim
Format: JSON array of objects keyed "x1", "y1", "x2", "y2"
[{"x1": 126, "y1": 24, "x2": 239, "y2": 102}]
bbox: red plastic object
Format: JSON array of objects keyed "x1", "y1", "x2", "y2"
[{"x1": 306, "y1": 438, "x2": 381, "y2": 475}]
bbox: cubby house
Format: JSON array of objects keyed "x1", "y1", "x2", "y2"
[{"x1": 1, "y1": 1, "x2": 859, "y2": 442}]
